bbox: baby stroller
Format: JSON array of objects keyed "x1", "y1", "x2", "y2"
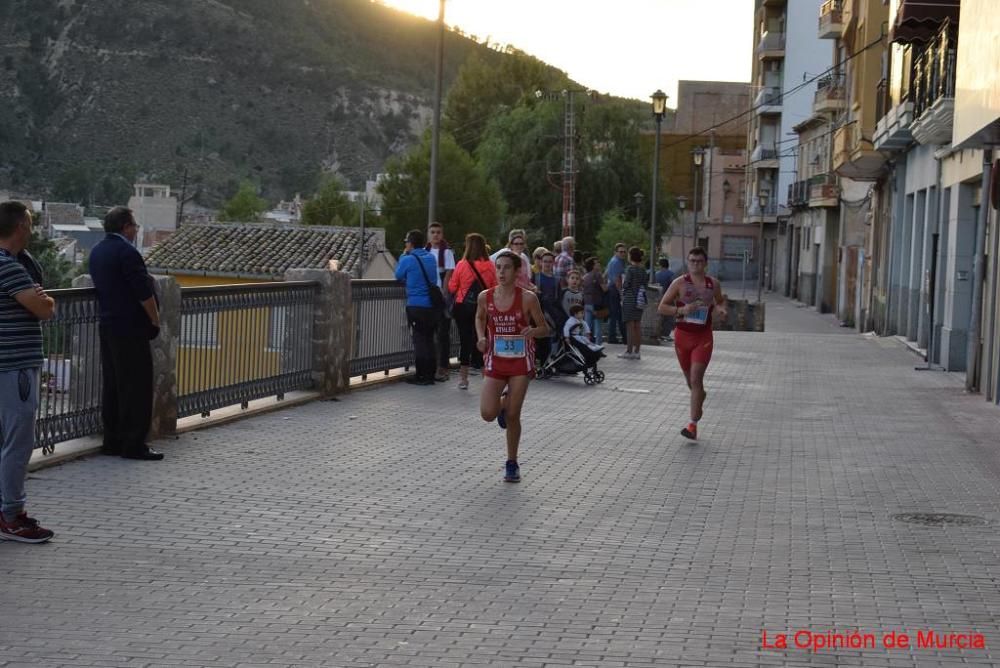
[{"x1": 537, "y1": 328, "x2": 607, "y2": 386}]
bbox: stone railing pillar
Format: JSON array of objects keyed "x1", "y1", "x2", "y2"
[
  {"x1": 150, "y1": 276, "x2": 180, "y2": 437},
  {"x1": 71, "y1": 274, "x2": 181, "y2": 438},
  {"x1": 284, "y1": 268, "x2": 353, "y2": 397}
]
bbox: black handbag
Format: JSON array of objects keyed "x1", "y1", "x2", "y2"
[
  {"x1": 414, "y1": 254, "x2": 446, "y2": 313},
  {"x1": 462, "y1": 261, "x2": 488, "y2": 306}
]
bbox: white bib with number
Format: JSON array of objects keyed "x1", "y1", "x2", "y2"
[{"x1": 494, "y1": 335, "x2": 526, "y2": 358}]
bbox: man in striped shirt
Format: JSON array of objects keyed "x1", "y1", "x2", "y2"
[{"x1": 0, "y1": 201, "x2": 55, "y2": 543}]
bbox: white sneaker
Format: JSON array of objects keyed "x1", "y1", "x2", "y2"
[
  {"x1": 616, "y1": 352, "x2": 631, "y2": 359},
  {"x1": 633, "y1": 353, "x2": 641, "y2": 360}
]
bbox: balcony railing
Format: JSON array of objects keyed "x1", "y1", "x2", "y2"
[
  {"x1": 177, "y1": 282, "x2": 319, "y2": 418},
  {"x1": 788, "y1": 180, "x2": 809, "y2": 208},
  {"x1": 814, "y1": 74, "x2": 846, "y2": 113},
  {"x1": 751, "y1": 145, "x2": 779, "y2": 164},
  {"x1": 875, "y1": 78, "x2": 889, "y2": 122},
  {"x1": 756, "y1": 31, "x2": 786, "y2": 56},
  {"x1": 912, "y1": 19, "x2": 956, "y2": 120},
  {"x1": 818, "y1": 0, "x2": 844, "y2": 38},
  {"x1": 34, "y1": 288, "x2": 104, "y2": 454},
  {"x1": 754, "y1": 86, "x2": 783, "y2": 109}
]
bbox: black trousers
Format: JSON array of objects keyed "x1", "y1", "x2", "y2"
[
  {"x1": 452, "y1": 302, "x2": 483, "y2": 368},
  {"x1": 406, "y1": 306, "x2": 440, "y2": 382},
  {"x1": 434, "y1": 310, "x2": 452, "y2": 369},
  {"x1": 99, "y1": 327, "x2": 153, "y2": 455}
]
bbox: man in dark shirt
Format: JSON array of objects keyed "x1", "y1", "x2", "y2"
[
  {"x1": 0, "y1": 201, "x2": 56, "y2": 543},
  {"x1": 655, "y1": 257, "x2": 676, "y2": 341},
  {"x1": 89, "y1": 207, "x2": 163, "y2": 461}
]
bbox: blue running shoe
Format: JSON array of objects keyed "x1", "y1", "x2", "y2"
[
  {"x1": 497, "y1": 407, "x2": 506, "y2": 430},
  {"x1": 504, "y1": 460, "x2": 520, "y2": 483}
]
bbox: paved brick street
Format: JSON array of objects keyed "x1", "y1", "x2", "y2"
[{"x1": 3, "y1": 295, "x2": 1000, "y2": 667}]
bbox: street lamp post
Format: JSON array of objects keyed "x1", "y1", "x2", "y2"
[
  {"x1": 756, "y1": 192, "x2": 769, "y2": 303},
  {"x1": 649, "y1": 90, "x2": 668, "y2": 280},
  {"x1": 427, "y1": 0, "x2": 446, "y2": 225},
  {"x1": 691, "y1": 146, "x2": 705, "y2": 252},
  {"x1": 676, "y1": 196, "x2": 688, "y2": 259}
]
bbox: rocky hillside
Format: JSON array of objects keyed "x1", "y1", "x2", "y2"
[{"x1": 0, "y1": 0, "x2": 526, "y2": 204}]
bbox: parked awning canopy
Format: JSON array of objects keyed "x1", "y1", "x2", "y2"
[{"x1": 891, "y1": 0, "x2": 960, "y2": 44}]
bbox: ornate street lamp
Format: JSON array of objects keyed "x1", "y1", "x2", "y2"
[
  {"x1": 676, "y1": 195, "x2": 688, "y2": 259},
  {"x1": 650, "y1": 89, "x2": 668, "y2": 280},
  {"x1": 756, "y1": 191, "x2": 769, "y2": 304},
  {"x1": 691, "y1": 146, "x2": 705, "y2": 252}
]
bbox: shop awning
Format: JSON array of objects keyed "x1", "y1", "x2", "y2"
[{"x1": 891, "y1": 0, "x2": 960, "y2": 44}]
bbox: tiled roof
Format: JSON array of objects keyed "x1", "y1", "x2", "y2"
[{"x1": 145, "y1": 222, "x2": 385, "y2": 279}]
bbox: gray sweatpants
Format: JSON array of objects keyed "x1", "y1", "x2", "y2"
[{"x1": 0, "y1": 367, "x2": 39, "y2": 519}]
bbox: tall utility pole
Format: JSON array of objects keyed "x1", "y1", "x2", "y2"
[
  {"x1": 427, "y1": 0, "x2": 445, "y2": 226},
  {"x1": 561, "y1": 91, "x2": 576, "y2": 239}
]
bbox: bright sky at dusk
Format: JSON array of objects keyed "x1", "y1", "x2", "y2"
[{"x1": 379, "y1": 0, "x2": 753, "y2": 104}]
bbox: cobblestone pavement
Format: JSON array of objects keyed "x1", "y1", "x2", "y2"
[{"x1": 3, "y1": 294, "x2": 1000, "y2": 667}]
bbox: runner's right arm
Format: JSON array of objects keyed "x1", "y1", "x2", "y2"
[{"x1": 475, "y1": 290, "x2": 488, "y2": 353}]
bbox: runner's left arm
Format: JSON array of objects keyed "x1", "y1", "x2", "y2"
[
  {"x1": 475, "y1": 291, "x2": 489, "y2": 352},
  {"x1": 522, "y1": 291, "x2": 549, "y2": 339}
]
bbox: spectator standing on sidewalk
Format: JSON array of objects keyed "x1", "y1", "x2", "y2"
[
  {"x1": 426, "y1": 222, "x2": 456, "y2": 382},
  {"x1": 396, "y1": 229, "x2": 441, "y2": 386},
  {"x1": 90, "y1": 207, "x2": 164, "y2": 461},
  {"x1": 619, "y1": 247, "x2": 648, "y2": 360},
  {"x1": 449, "y1": 233, "x2": 497, "y2": 390},
  {"x1": 582, "y1": 257, "x2": 607, "y2": 344},
  {"x1": 605, "y1": 243, "x2": 628, "y2": 344},
  {"x1": 655, "y1": 257, "x2": 675, "y2": 342},
  {"x1": 0, "y1": 202, "x2": 55, "y2": 543},
  {"x1": 553, "y1": 236, "x2": 576, "y2": 288}
]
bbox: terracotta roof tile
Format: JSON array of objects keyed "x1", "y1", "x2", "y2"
[{"x1": 145, "y1": 222, "x2": 384, "y2": 279}]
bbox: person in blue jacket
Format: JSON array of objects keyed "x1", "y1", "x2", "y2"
[{"x1": 395, "y1": 229, "x2": 442, "y2": 385}]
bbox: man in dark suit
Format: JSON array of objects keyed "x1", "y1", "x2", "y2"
[{"x1": 89, "y1": 207, "x2": 163, "y2": 461}]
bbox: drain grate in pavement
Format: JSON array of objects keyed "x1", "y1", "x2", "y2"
[{"x1": 892, "y1": 512, "x2": 990, "y2": 527}]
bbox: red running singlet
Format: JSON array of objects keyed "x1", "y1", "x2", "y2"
[
  {"x1": 483, "y1": 287, "x2": 536, "y2": 379},
  {"x1": 674, "y1": 274, "x2": 716, "y2": 333}
]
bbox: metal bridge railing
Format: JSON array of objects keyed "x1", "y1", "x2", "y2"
[
  {"x1": 176, "y1": 282, "x2": 318, "y2": 418},
  {"x1": 34, "y1": 288, "x2": 104, "y2": 453},
  {"x1": 350, "y1": 279, "x2": 460, "y2": 379}
]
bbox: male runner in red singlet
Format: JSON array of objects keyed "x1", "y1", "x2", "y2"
[
  {"x1": 657, "y1": 247, "x2": 727, "y2": 440},
  {"x1": 476, "y1": 250, "x2": 549, "y2": 482}
]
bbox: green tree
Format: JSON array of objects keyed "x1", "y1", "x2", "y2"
[
  {"x1": 301, "y1": 176, "x2": 358, "y2": 226},
  {"x1": 444, "y1": 50, "x2": 567, "y2": 153},
  {"x1": 217, "y1": 181, "x2": 268, "y2": 222},
  {"x1": 27, "y1": 229, "x2": 76, "y2": 289},
  {"x1": 476, "y1": 98, "x2": 648, "y2": 252},
  {"x1": 594, "y1": 208, "x2": 649, "y2": 267},
  {"x1": 378, "y1": 131, "x2": 504, "y2": 254}
]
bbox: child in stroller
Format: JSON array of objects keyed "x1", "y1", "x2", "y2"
[{"x1": 536, "y1": 304, "x2": 606, "y2": 385}]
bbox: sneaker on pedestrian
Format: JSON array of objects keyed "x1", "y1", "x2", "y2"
[
  {"x1": 616, "y1": 351, "x2": 633, "y2": 359},
  {"x1": 0, "y1": 512, "x2": 54, "y2": 544},
  {"x1": 680, "y1": 422, "x2": 698, "y2": 440},
  {"x1": 633, "y1": 352, "x2": 641, "y2": 360},
  {"x1": 504, "y1": 460, "x2": 521, "y2": 483},
  {"x1": 457, "y1": 378, "x2": 469, "y2": 390}
]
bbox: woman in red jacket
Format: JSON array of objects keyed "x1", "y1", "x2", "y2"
[{"x1": 448, "y1": 233, "x2": 497, "y2": 389}]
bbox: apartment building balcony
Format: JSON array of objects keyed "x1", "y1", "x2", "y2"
[
  {"x1": 808, "y1": 174, "x2": 840, "y2": 207},
  {"x1": 756, "y1": 31, "x2": 786, "y2": 59},
  {"x1": 813, "y1": 74, "x2": 846, "y2": 114},
  {"x1": 760, "y1": 0, "x2": 785, "y2": 7},
  {"x1": 833, "y1": 123, "x2": 885, "y2": 181},
  {"x1": 818, "y1": 0, "x2": 844, "y2": 39},
  {"x1": 747, "y1": 200, "x2": 779, "y2": 224},
  {"x1": 754, "y1": 87, "x2": 783, "y2": 115},
  {"x1": 873, "y1": 78, "x2": 914, "y2": 152},
  {"x1": 750, "y1": 145, "x2": 779, "y2": 170},
  {"x1": 910, "y1": 19, "x2": 956, "y2": 146}
]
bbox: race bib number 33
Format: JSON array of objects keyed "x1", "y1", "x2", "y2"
[{"x1": 494, "y1": 335, "x2": 526, "y2": 358}]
